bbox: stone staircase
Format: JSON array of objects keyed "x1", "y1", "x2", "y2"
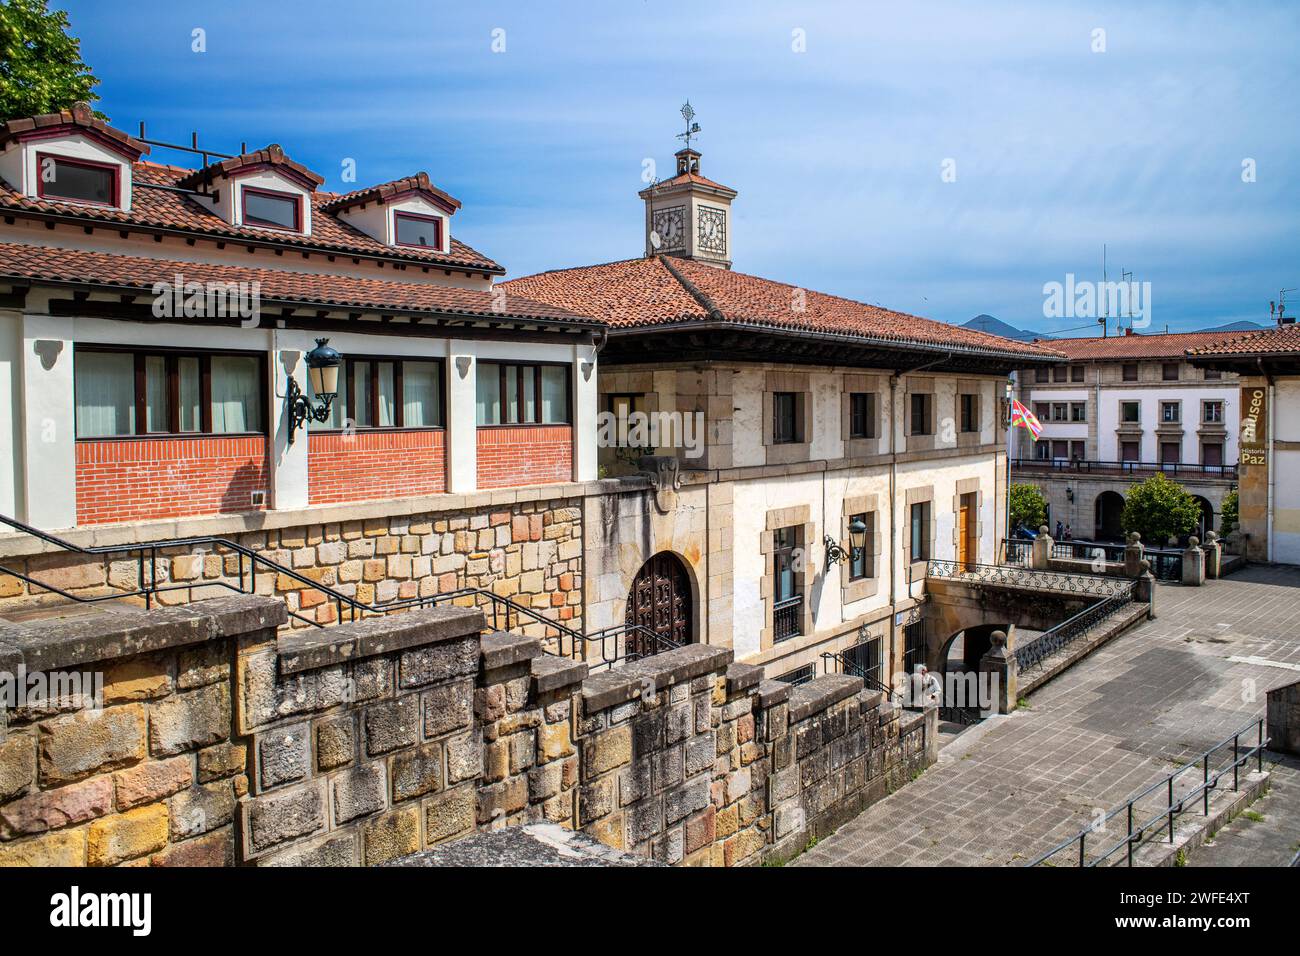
[{"x1": 1018, "y1": 600, "x2": 1151, "y2": 696}]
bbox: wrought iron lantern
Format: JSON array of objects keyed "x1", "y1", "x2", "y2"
[
  {"x1": 286, "y1": 338, "x2": 342, "y2": 445},
  {"x1": 825, "y1": 516, "x2": 869, "y2": 566}
]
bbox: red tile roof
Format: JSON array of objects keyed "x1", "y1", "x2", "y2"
[
  {"x1": 322, "y1": 172, "x2": 461, "y2": 215},
  {"x1": 1186, "y1": 324, "x2": 1300, "y2": 357},
  {"x1": 175, "y1": 144, "x2": 325, "y2": 191},
  {"x1": 0, "y1": 240, "x2": 595, "y2": 326},
  {"x1": 502, "y1": 256, "x2": 1063, "y2": 360},
  {"x1": 639, "y1": 171, "x2": 737, "y2": 197},
  {"x1": 0, "y1": 160, "x2": 503, "y2": 273},
  {"x1": 1029, "y1": 330, "x2": 1246, "y2": 361},
  {"x1": 0, "y1": 103, "x2": 148, "y2": 157}
]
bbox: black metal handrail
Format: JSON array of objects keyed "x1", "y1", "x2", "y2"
[
  {"x1": 1011, "y1": 586, "x2": 1136, "y2": 672},
  {"x1": 820, "y1": 644, "x2": 892, "y2": 697},
  {"x1": 1027, "y1": 717, "x2": 1268, "y2": 867},
  {"x1": 1012, "y1": 458, "x2": 1237, "y2": 480},
  {"x1": 1003, "y1": 537, "x2": 1034, "y2": 566},
  {"x1": 0, "y1": 512, "x2": 661, "y2": 670}
]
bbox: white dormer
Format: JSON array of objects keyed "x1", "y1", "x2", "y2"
[
  {"x1": 0, "y1": 103, "x2": 147, "y2": 212},
  {"x1": 323, "y1": 172, "x2": 460, "y2": 254},
  {"x1": 177, "y1": 144, "x2": 323, "y2": 237}
]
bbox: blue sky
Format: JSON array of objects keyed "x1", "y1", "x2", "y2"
[{"x1": 50, "y1": 0, "x2": 1300, "y2": 335}]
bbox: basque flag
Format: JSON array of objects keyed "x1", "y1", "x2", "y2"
[{"x1": 1010, "y1": 399, "x2": 1043, "y2": 439}]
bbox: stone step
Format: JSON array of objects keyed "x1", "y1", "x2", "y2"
[{"x1": 1018, "y1": 602, "x2": 1150, "y2": 697}]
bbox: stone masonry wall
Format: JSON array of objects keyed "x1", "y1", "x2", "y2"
[{"x1": 0, "y1": 595, "x2": 935, "y2": 867}]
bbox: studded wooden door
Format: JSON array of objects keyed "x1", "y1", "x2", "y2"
[{"x1": 624, "y1": 552, "x2": 692, "y2": 660}]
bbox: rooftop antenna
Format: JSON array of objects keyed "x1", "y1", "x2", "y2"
[
  {"x1": 135, "y1": 120, "x2": 248, "y2": 196},
  {"x1": 1279, "y1": 288, "x2": 1299, "y2": 325},
  {"x1": 1100, "y1": 243, "x2": 1108, "y2": 337},
  {"x1": 1120, "y1": 270, "x2": 1133, "y2": 333}
]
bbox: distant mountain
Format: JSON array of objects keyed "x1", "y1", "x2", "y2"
[
  {"x1": 961, "y1": 314, "x2": 1044, "y2": 342},
  {"x1": 1197, "y1": 320, "x2": 1267, "y2": 333}
]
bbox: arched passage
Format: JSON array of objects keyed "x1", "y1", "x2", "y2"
[
  {"x1": 1095, "y1": 491, "x2": 1125, "y2": 541},
  {"x1": 624, "y1": 551, "x2": 693, "y2": 659},
  {"x1": 1191, "y1": 496, "x2": 1214, "y2": 539}
]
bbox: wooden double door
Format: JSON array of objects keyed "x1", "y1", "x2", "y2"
[{"x1": 624, "y1": 552, "x2": 692, "y2": 659}]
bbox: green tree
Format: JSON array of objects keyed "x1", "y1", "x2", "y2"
[
  {"x1": 1219, "y1": 489, "x2": 1238, "y2": 534},
  {"x1": 1121, "y1": 473, "x2": 1201, "y2": 546},
  {"x1": 1009, "y1": 483, "x2": 1047, "y2": 532},
  {"x1": 0, "y1": 0, "x2": 103, "y2": 121}
]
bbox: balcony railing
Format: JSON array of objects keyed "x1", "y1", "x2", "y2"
[
  {"x1": 772, "y1": 595, "x2": 803, "y2": 643},
  {"x1": 1012, "y1": 458, "x2": 1237, "y2": 480}
]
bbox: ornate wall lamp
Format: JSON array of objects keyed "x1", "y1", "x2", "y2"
[
  {"x1": 825, "y1": 516, "x2": 868, "y2": 567},
  {"x1": 286, "y1": 338, "x2": 342, "y2": 445}
]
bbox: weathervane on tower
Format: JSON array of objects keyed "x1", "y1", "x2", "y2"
[{"x1": 677, "y1": 101, "x2": 701, "y2": 151}]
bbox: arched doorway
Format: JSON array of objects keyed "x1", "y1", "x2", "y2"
[
  {"x1": 1191, "y1": 496, "x2": 1214, "y2": 539},
  {"x1": 1095, "y1": 491, "x2": 1125, "y2": 541},
  {"x1": 624, "y1": 552, "x2": 693, "y2": 660}
]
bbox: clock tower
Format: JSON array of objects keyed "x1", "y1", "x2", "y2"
[{"x1": 640, "y1": 146, "x2": 738, "y2": 269}]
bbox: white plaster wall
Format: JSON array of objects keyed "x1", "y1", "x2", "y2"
[
  {"x1": 731, "y1": 368, "x2": 764, "y2": 468},
  {"x1": 232, "y1": 170, "x2": 313, "y2": 236},
  {"x1": 6, "y1": 132, "x2": 134, "y2": 210},
  {"x1": 1096, "y1": 385, "x2": 1237, "y2": 462},
  {"x1": 20, "y1": 307, "x2": 76, "y2": 528},
  {"x1": 0, "y1": 311, "x2": 21, "y2": 517}
]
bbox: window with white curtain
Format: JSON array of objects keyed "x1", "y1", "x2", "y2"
[
  {"x1": 314, "y1": 357, "x2": 444, "y2": 430},
  {"x1": 74, "y1": 348, "x2": 264, "y2": 438},
  {"x1": 477, "y1": 362, "x2": 570, "y2": 425}
]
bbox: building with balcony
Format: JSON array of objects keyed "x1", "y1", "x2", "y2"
[{"x1": 1012, "y1": 329, "x2": 1241, "y2": 540}]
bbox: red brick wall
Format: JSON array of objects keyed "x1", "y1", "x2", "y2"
[
  {"x1": 308, "y1": 429, "x2": 446, "y2": 505},
  {"x1": 76, "y1": 437, "x2": 269, "y2": 525},
  {"x1": 476, "y1": 425, "x2": 573, "y2": 489}
]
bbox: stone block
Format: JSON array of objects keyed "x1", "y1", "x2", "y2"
[
  {"x1": 364, "y1": 695, "x2": 420, "y2": 756},
  {"x1": 444, "y1": 732, "x2": 482, "y2": 784},
  {"x1": 151, "y1": 828, "x2": 233, "y2": 867},
  {"x1": 0, "y1": 828, "x2": 84, "y2": 866},
  {"x1": 177, "y1": 642, "x2": 229, "y2": 690},
  {"x1": 197, "y1": 742, "x2": 247, "y2": 782},
  {"x1": 170, "y1": 781, "x2": 236, "y2": 840},
  {"x1": 245, "y1": 782, "x2": 326, "y2": 856},
  {"x1": 0, "y1": 735, "x2": 35, "y2": 802},
  {"x1": 257, "y1": 723, "x2": 310, "y2": 790},
  {"x1": 398, "y1": 638, "x2": 478, "y2": 689},
  {"x1": 314, "y1": 715, "x2": 355, "y2": 772},
  {"x1": 422, "y1": 680, "x2": 473, "y2": 738},
  {"x1": 424, "y1": 788, "x2": 475, "y2": 845},
  {"x1": 627, "y1": 797, "x2": 663, "y2": 844},
  {"x1": 665, "y1": 775, "x2": 710, "y2": 825},
  {"x1": 582, "y1": 725, "x2": 632, "y2": 778},
  {"x1": 87, "y1": 803, "x2": 169, "y2": 866},
  {"x1": 685, "y1": 733, "x2": 716, "y2": 777},
  {"x1": 363, "y1": 805, "x2": 421, "y2": 865},
  {"x1": 259, "y1": 832, "x2": 357, "y2": 867},
  {"x1": 149, "y1": 684, "x2": 230, "y2": 757},
  {"x1": 391, "y1": 742, "x2": 443, "y2": 802},
  {"x1": 0, "y1": 776, "x2": 113, "y2": 838},
  {"x1": 114, "y1": 756, "x2": 193, "y2": 810},
  {"x1": 577, "y1": 775, "x2": 616, "y2": 825},
  {"x1": 476, "y1": 776, "x2": 527, "y2": 824},
  {"x1": 103, "y1": 656, "x2": 172, "y2": 704},
  {"x1": 39, "y1": 704, "x2": 146, "y2": 786},
  {"x1": 684, "y1": 806, "x2": 715, "y2": 855},
  {"x1": 332, "y1": 762, "x2": 387, "y2": 824}
]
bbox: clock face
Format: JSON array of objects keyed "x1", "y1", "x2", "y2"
[
  {"x1": 698, "y1": 207, "x2": 727, "y2": 256},
  {"x1": 652, "y1": 206, "x2": 686, "y2": 251}
]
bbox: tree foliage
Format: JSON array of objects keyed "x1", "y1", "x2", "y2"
[
  {"x1": 1009, "y1": 483, "x2": 1047, "y2": 532},
  {"x1": 1219, "y1": 489, "x2": 1238, "y2": 534},
  {"x1": 0, "y1": 0, "x2": 103, "y2": 121},
  {"x1": 1121, "y1": 473, "x2": 1201, "y2": 546}
]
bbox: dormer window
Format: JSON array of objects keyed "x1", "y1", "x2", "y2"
[
  {"x1": 394, "y1": 211, "x2": 443, "y2": 249},
  {"x1": 241, "y1": 186, "x2": 301, "y2": 232},
  {"x1": 36, "y1": 152, "x2": 118, "y2": 207}
]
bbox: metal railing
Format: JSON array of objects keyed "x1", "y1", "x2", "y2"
[
  {"x1": 1012, "y1": 458, "x2": 1237, "y2": 481},
  {"x1": 1003, "y1": 537, "x2": 1034, "y2": 566},
  {"x1": 1011, "y1": 586, "x2": 1136, "y2": 672},
  {"x1": 923, "y1": 559, "x2": 1134, "y2": 598},
  {"x1": 821, "y1": 642, "x2": 891, "y2": 696},
  {"x1": 772, "y1": 595, "x2": 803, "y2": 643},
  {"x1": 1027, "y1": 717, "x2": 1268, "y2": 867},
  {"x1": 0, "y1": 512, "x2": 660, "y2": 671}
]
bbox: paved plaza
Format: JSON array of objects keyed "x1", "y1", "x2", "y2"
[{"x1": 797, "y1": 565, "x2": 1300, "y2": 867}]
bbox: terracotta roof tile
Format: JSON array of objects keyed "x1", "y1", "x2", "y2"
[
  {"x1": 1186, "y1": 324, "x2": 1300, "y2": 357},
  {"x1": 0, "y1": 102, "x2": 148, "y2": 157},
  {"x1": 174, "y1": 144, "x2": 325, "y2": 191},
  {"x1": 502, "y1": 256, "x2": 1062, "y2": 360},
  {"x1": 0, "y1": 160, "x2": 502, "y2": 273},
  {"x1": 639, "y1": 171, "x2": 737, "y2": 197},
  {"x1": 1030, "y1": 330, "x2": 1257, "y2": 361},
  {"x1": 0, "y1": 240, "x2": 594, "y2": 326},
  {"x1": 321, "y1": 172, "x2": 461, "y2": 214}
]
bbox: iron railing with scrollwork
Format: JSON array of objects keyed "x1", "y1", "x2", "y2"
[
  {"x1": 773, "y1": 595, "x2": 803, "y2": 642},
  {"x1": 1011, "y1": 458, "x2": 1237, "y2": 481},
  {"x1": 1027, "y1": 717, "x2": 1267, "y2": 867},
  {"x1": 1011, "y1": 584, "x2": 1137, "y2": 672},
  {"x1": 923, "y1": 559, "x2": 1134, "y2": 599}
]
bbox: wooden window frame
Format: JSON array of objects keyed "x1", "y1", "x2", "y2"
[
  {"x1": 1162, "y1": 362, "x2": 1180, "y2": 381},
  {"x1": 323, "y1": 356, "x2": 447, "y2": 431},
  {"x1": 909, "y1": 392, "x2": 933, "y2": 436},
  {"x1": 773, "y1": 391, "x2": 801, "y2": 444},
  {"x1": 35, "y1": 152, "x2": 120, "y2": 207},
  {"x1": 959, "y1": 393, "x2": 979, "y2": 433},
  {"x1": 1070, "y1": 365, "x2": 1085, "y2": 383},
  {"x1": 393, "y1": 211, "x2": 444, "y2": 250},
  {"x1": 1122, "y1": 363, "x2": 1139, "y2": 382},
  {"x1": 848, "y1": 392, "x2": 875, "y2": 439},
  {"x1": 478, "y1": 361, "x2": 572, "y2": 426},
  {"x1": 240, "y1": 185, "x2": 302, "y2": 232},
  {"x1": 73, "y1": 345, "x2": 266, "y2": 440}
]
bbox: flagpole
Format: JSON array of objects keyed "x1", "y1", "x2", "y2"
[{"x1": 1005, "y1": 381, "x2": 1013, "y2": 562}]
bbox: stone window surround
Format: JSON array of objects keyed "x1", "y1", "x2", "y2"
[
  {"x1": 957, "y1": 379, "x2": 981, "y2": 448},
  {"x1": 758, "y1": 504, "x2": 816, "y2": 651},
  {"x1": 950, "y1": 478, "x2": 984, "y2": 561},
  {"x1": 902, "y1": 484, "x2": 936, "y2": 572},
  {"x1": 1200, "y1": 398, "x2": 1226, "y2": 426},
  {"x1": 840, "y1": 492, "x2": 883, "y2": 604},
  {"x1": 599, "y1": 387, "x2": 663, "y2": 467},
  {"x1": 841, "y1": 373, "x2": 883, "y2": 458},
  {"x1": 905, "y1": 377, "x2": 936, "y2": 451},
  {"x1": 762, "y1": 370, "x2": 814, "y2": 465},
  {"x1": 1159, "y1": 399, "x2": 1182, "y2": 425}
]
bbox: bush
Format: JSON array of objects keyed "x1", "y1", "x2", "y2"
[
  {"x1": 1220, "y1": 489, "x2": 1238, "y2": 534},
  {"x1": 1009, "y1": 483, "x2": 1047, "y2": 532},
  {"x1": 1121, "y1": 474, "x2": 1201, "y2": 546}
]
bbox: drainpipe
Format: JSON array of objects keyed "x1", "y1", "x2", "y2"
[{"x1": 1259, "y1": 358, "x2": 1275, "y2": 562}]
